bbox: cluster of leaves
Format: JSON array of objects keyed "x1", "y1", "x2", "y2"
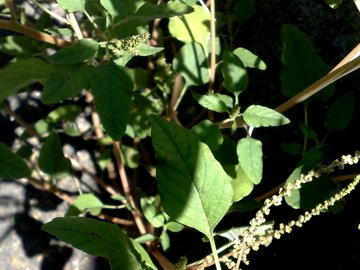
[{"x1": 0, "y1": 0, "x2": 358, "y2": 269}]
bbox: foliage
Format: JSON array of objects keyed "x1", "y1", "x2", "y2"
[{"x1": 0, "y1": 0, "x2": 359, "y2": 269}]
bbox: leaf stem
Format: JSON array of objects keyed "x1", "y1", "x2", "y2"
[{"x1": 209, "y1": 233, "x2": 222, "y2": 270}]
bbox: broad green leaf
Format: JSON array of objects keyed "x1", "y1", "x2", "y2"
[
  {"x1": 193, "y1": 93, "x2": 233, "y2": 113},
  {"x1": 56, "y1": 0, "x2": 85, "y2": 12},
  {"x1": 112, "y1": 2, "x2": 194, "y2": 37},
  {"x1": 66, "y1": 194, "x2": 104, "y2": 216},
  {"x1": 237, "y1": 138, "x2": 263, "y2": 185},
  {"x1": 231, "y1": 165, "x2": 254, "y2": 202},
  {"x1": 173, "y1": 42, "x2": 209, "y2": 87},
  {"x1": 192, "y1": 120, "x2": 224, "y2": 151},
  {"x1": 0, "y1": 143, "x2": 30, "y2": 178},
  {"x1": 281, "y1": 24, "x2": 334, "y2": 100},
  {"x1": 136, "y1": 44, "x2": 164, "y2": 56},
  {"x1": 42, "y1": 217, "x2": 157, "y2": 270},
  {"x1": 325, "y1": 92, "x2": 354, "y2": 132},
  {"x1": 100, "y1": 0, "x2": 143, "y2": 17},
  {"x1": 91, "y1": 62, "x2": 134, "y2": 141},
  {"x1": 169, "y1": 5, "x2": 210, "y2": 49},
  {"x1": 222, "y1": 50, "x2": 248, "y2": 95},
  {"x1": 234, "y1": 0, "x2": 256, "y2": 26},
  {"x1": 281, "y1": 142, "x2": 302, "y2": 156},
  {"x1": 233, "y1": 47, "x2": 267, "y2": 70},
  {"x1": 46, "y1": 105, "x2": 82, "y2": 124},
  {"x1": 151, "y1": 116, "x2": 233, "y2": 238},
  {"x1": 38, "y1": 132, "x2": 71, "y2": 177},
  {"x1": 242, "y1": 105, "x2": 290, "y2": 127},
  {"x1": 0, "y1": 58, "x2": 51, "y2": 102},
  {"x1": 48, "y1": 38, "x2": 98, "y2": 64},
  {"x1": 299, "y1": 122, "x2": 318, "y2": 142},
  {"x1": 42, "y1": 65, "x2": 92, "y2": 104}
]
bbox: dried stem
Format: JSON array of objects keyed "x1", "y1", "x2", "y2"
[
  {"x1": 0, "y1": 19, "x2": 72, "y2": 47},
  {"x1": 112, "y1": 141, "x2": 147, "y2": 235}
]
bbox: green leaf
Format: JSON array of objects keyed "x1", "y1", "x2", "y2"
[
  {"x1": 169, "y1": 5, "x2": 210, "y2": 50},
  {"x1": 0, "y1": 143, "x2": 31, "y2": 178},
  {"x1": 56, "y1": 0, "x2": 85, "y2": 12},
  {"x1": 325, "y1": 92, "x2": 354, "y2": 132},
  {"x1": 151, "y1": 116, "x2": 233, "y2": 238},
  {"x1": 135, "y1": 2, "x2": 194, "y2": 20},
  {"x1": 46, "y1": 105, "x2": 82, "y2": 124},
  {"x1": 99, "y1": 0, "x2": 143, "y2": 17},
  {"x1": 231, "y1": 165, "x2": 254, "y2": 202},
  {"x1": 136, "y1": 44, "x2": 164, "y2": 56},
  {"x1": 281, "y1": 24, "x2": 334, "y2": 100},
  {"x1": 193, "y1": 93, "x2": 233, "y2": 113},
  {"x1": 222, "y1": 50, "x2": 248, "y2": 95},
  {"x1": 233, "y1": 0, "x2": 256, "y2": 26},
  {"x1": 192, "y1": 120, "x2": 224, "y2": 151},
  {"x1": 173, "y1": 42, "x2": 209, "y2": 87},
  {"x1": 299, "y1": 122, "x2": 318, "y2": 142},
  {"x1": 48, "y1": 38, "x2": 98, "y2": 64},
  {"x1": 38, "y1": 132, "x2": 71, "y2": 177},
  {"x1": 42, "y1": 65, "x2": 92, "y2": 104},
  {"x1": 233, "y1": 47, "x2": 266, "y2": 70},
  {"x1": 42, "y1": 217, "x2": 157, "y2": 270},
  {"x1": 91, "y1": 62, "x2": 134, "y2": 141},
  {"x1": 242, "y1": 105, "x2": 290, "y2": 127},
  {"x1": 0, "y1": 58, "x2": 51, "y2": 102},
  {"x1": 66, "y1": 194, "x2": 104, "y2": 216},
  {"x1": 141, "y1": 196, "x2": 165, "y2": 228},
  {"x1": 281, "y1": 142, "x2": 302, "y2": 156},
  {"x1": 237, "y1": 138, "x2": 263, "y2": 185}
]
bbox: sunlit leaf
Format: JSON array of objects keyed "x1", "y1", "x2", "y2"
[
  {"x1": 42, "y1": 217, "x2": 157, "y2": 270},
  {"x1": 56, "y1": 0, "x2": 85, "y2": 12},
  {"x1": 233, "y1": 47, "x2": 266, "y2": 70},
  {"x1": 66, "y1": 194, "x2": 104, "y2": 216},
  {"x1": 169, "y1": 5, "x2": 210, "y2": 49},
  {"x1": 46, "y1": 105, "x2": 82, "y2": 124},
  {"x1": 193, "y1": 93, "x2": 233, "y2": 113},
  {"x1": 231, "y1": 165, "x2": 254, "y2": 202},
  {"x1": 242, "y1": 105, "x2": 290, "y2": 127},
  {"x1": 0, "y1": 143, "x2": 30, "y2": 178},
  {"x1": 173, "y1": 42, "x2": 209, "y2": 87},
  {"x1": 237, "y1": 138, "x2": 263, "y2": 185},
  {"x1": 151, "y1": 116, "x2": 233, "y2": 238}
]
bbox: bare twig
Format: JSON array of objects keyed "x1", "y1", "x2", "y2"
[
  {"x1": 112, "y1": 141, "x2": 147, "y2": 235},
  {"x1": 0, "y1": 19, "x2": 72, "y2": 47}
]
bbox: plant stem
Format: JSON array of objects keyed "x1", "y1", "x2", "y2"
[
  {"x1": 112, "y1": 141, "x2": 147, "y2": 235},
  {"x1": 67, "y1": 12, "x2": 83, "y2": 39},
  {"x1": 30, "y1": 0, "x2": 68, "y2": 24},
  {"x1": 209, "y1": 233, "x2": 222, "y2": 270},
  {"x1": 208, "y1": 0, "x2": 216, "y2": 94},
  {"x1": 0, "y1": 19, "x2": 72, "y2": 47}
]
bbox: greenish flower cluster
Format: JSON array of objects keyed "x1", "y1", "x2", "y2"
[
  {"x1": 108, "y1": 32, "x2": 151, "y2": 56},
  {"x1": 226, "y1": 151, "x2": 360, "y2": 269}
]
